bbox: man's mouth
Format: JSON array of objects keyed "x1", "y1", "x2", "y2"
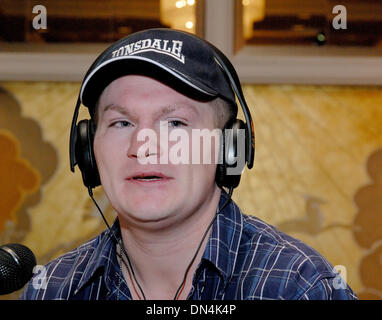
[
  {"x1": 127, "y1": 172, "x2": 171, "y2": 182},
  {"x1": 133, "y1": 175, "x2": 163, "y2": 181}
]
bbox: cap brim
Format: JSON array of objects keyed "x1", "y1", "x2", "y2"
[{"x1": 80, "y1": 56, "x2": 219, "y2": 111}]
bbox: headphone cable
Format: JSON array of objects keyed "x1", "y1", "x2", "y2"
[
  {"x1": 88, "y1": 186, "x2": 233, "y2": 300},
  {"x1": 88, "y1": 187, "x2": 147, "y2": 300},
  {"x1": 173, "y1": 187, "x2": 233, "y2": 299}
]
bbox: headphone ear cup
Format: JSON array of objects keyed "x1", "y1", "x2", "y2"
[
  {"x1": 215, "y1": 135, "x2": 226, "y2": 189},
  {"x1": 75, "y1": 119, "x2": 101, "y2": 188},
  {"x1": 215, "y1": 119, "x2": 246, "y2": 189}
]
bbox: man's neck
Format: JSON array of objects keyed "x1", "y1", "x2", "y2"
[{"x1": 118, "y1": 187, "x2": 222, "y2": 300}]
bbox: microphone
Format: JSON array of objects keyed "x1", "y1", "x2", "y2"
[{"x1": 0, "y1": 243, "x2": 36, "y2": 295}]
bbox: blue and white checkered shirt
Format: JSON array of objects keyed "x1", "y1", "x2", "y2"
[{"x1": 20, "y1": 192, "x2": 357, "y2": 300}]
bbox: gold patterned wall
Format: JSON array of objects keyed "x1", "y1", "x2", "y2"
[{"x1": 1, "y1": 81, "x2": 381, "y2": 299}]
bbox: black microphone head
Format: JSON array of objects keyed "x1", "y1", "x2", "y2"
[{"x1": 0, "y1": 243, "x2": 37, "y2": 295}]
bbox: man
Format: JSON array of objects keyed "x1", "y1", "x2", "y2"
[{"x1": 20, "y1": 28, "x2": 357, "y2": 300}]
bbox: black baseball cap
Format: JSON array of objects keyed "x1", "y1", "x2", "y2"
[{"x1": 79, "y1": 28, "x2": 237, "y2": 115}]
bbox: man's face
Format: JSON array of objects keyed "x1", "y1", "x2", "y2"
[{"x1": 93, "y1": 75, "x2": 221, "y2": 230}]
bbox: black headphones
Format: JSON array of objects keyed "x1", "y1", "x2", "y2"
[{"x1": 69, "y1": 37, "x2": 255, "y2": 191}]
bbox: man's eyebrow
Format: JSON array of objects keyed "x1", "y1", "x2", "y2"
[
  {"x1": 159, "y1": 103, "x2": 199, "y2": 117},
  {"x1": 101, "y1": 103, "x2": 127, "y2": 114}
]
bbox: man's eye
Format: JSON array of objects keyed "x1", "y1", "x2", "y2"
[
  {"x1": 168, "y1": 120, "x2": 186, "y2": 128},
  {"x1": 111, "y1": 120, "x2": 132, "y2": 128}
]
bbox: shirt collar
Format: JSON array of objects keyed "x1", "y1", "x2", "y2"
[
  {"x1": 74, "y1": 219, "x2": 121, "y2": 296},
  {"x1": 201, "y1": 191, "x2": 243, "y2": 284}
]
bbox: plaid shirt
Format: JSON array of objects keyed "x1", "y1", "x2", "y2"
[{"x1": 20, "y1": 192, "x2": 357, "y2": 300}]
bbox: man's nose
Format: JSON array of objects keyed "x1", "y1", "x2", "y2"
[{"x1": 126, "y1": 125, "x2": 161, "y2": 161}]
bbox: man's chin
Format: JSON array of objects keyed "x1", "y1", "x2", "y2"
[
  {"x1": 121, "y1": 183, "x2": 174, "y2": 203},
  {"x1": 118, "y1": 202, "x2": 180, "y2": 229}
]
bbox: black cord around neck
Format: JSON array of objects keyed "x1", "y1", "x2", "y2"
[
  {"x1": 173, "y1": 187, "x2": 233, "y2": 299},
  {"x1": 88, "y1": 187, "x2": 147, "y2": 300},
  {"x1": 88, "y1": 186, "x2": 233, "y2": 300}
]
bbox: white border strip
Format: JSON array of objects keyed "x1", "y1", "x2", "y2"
[{"x1": 1, "y1": 50, "x2": 382, "y2": 85}]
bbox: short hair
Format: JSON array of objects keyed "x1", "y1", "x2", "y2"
[
  {"x1": 209, "y1": 97, "x2": 237, "y2": 129},
  {"x1": 91, "y1": 96, "x2": 237, "y2": 130}
]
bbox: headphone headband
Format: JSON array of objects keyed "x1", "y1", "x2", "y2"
[
  {"x1": 70, "y1": 97, "x2": 81, "y2": 172},
  {"x1": 211, "y1": 47, "x2": 255, "y2": 169}
]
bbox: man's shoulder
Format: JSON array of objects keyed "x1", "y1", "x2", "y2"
[
  {"x1": 240, "y1": 213, "x2": 332, "y2": 267},
  {"x1": 44, "y1": 235, "x2": 101, "y2": 271},
  {"x1": 19, "y1": 231, "x2": 108, "y2": 300},
  {"x1": 239, "y1": 213, "x2": 334, "y2": 272},
  {"x1": 232, "y1": 213, "x2": 354, "y2": 299}
]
